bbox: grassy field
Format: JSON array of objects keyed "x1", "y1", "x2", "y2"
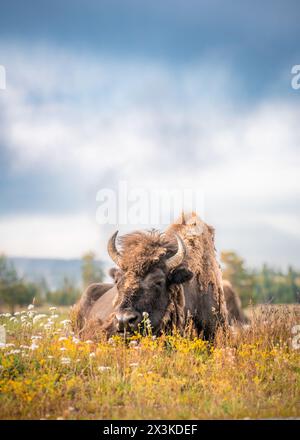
[{"x1": 0, "y1": 304, "x2": 299, "y2": 419}]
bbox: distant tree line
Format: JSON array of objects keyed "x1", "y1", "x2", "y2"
[
  {"x1": 0, "y1": 252, "x2": 104, "y2": 312},
  {"x1": 221, "y1": 251, "x2": 300, "y2": 307},
  {"x1": 0, "y1": 250, "x2": 299, "y2": 311}
]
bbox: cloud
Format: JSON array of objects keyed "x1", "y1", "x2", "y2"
[{"x1": 0, "y1": 43, "x2": 299, "y2": 267}]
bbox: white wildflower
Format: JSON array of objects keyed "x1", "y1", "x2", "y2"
[
  {"x1": 9, "y1": 317, "x2": 17, "y2": 323},
  {"x1": 129, "y1": 340, "x2": 138, "y2": 347},
  {"x1": 49, "y1": 306, "x2": 57, "y2": 311},
  {"x1": 33, "y1": 314, "x2": 47, "y2": 323},
  {"x1": 8, "y1": 349, "x2": 21, "y2": 355},
  {"x1": 29, "y1": 343, "x2": 39, "y2": 351},
  {"x1": 27, "y1": 304, "x2": 34, "y2": 310},
  {"x1": 98, "y1": 366, "x2": 111, "y2": 372},
  {"x1": 60, "y1": 319, "x2": 71, "y2": 326},
  {"x1": 85, "y1": 340, "x2": 93, "y2": 344},
  {"x1": 60, "y1": 357, "x2": 71, "y2": 365},
  {"x1": 89, "y1": 352, "x2": 96, "y2": 358},
  {"x1": 60, "y1": 347, "x2": 67, "y2": 351},
  {"x1": 129, "y1": 362, "x2": 139, "y2": 367},
  {"x1": 58, "y1": 336, "x2": 68, "y2": 342}
]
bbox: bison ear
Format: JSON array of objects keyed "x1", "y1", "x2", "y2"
[
  {"x1": 109, "y1": 267, "x2": 122, "y2": 283},
  {"x1": 167, "y1": 267, "x2": 193, "y2": 286}
]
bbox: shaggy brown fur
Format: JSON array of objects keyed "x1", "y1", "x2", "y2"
[
  {"x1": 73, "y1": 212, "x2": 228, "y2": 340},
  {"x1": 166, "y1": 212, "x2": 228, "y2": 322},
  {"x1": 223, "y1": 279, "x2": 249, "y2": 325}
]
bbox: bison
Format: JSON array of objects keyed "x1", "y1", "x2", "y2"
[
  {"x1": 73, "y1": 213, "x2": 228, "y2": 340},
  {"x1": 222, "y1": 280, "x2": 249, "y2": 325}
]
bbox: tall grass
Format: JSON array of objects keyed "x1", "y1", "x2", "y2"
[{"x1": 0, "y1": 304, "x2": 299, "y2": 419}]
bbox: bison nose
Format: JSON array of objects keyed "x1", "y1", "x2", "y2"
[{"x1": 115, "y1": 310, "x2": 141, "y2": 332}]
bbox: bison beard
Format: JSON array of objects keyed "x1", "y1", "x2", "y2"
[{"x1": 72, "y1": 212, "x2": 229, "y2": 340}]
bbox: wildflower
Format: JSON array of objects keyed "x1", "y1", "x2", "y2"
[
  {"x1": 89, "y1": 352, "x2": 96, "y2": 358},
  {"x1": 31, "y1": 335, "x2": 42, "y2": 340},
  {"x1": 129, "y1": 362, "x2": 139, "y2": 367},
  {"x1": 51, "y1": 314, "x2": 59, "y2": 319},
  {"x1": 98, "y1": 366, "x2": 111, "y2": 372},
  {"x1": 29, "y1": 343, "x2": 39, "y2": 351},
  {"x1": 8, "y1": 349, "x2": 21, "y2": 355},
  {"x1": 72, "y1": 337, "x2": 80, "y2": 344},
  {"x1": 58, "y1": 337, "x2": 68, "y2": 342},
  {"x1": 47, "y1": 355, "x2": 54, "y2": 359},
  {"x1": 60, "y1": 357, "x2": 71, "y2": 365},
  {"x1": 28, "y1": 304, "x2": 34, "y2": 310},
  {"x1": 85, "y1": 340, "x2": 93, "y2": 344},
  {"x1": 49, "y1": 306, "x2": 57, "y2": 311},
  {"x1": 3, "y1": 313, "x2": 11, "y2": 318},
  {"x1": 9, "y1": 317, "x2": 17, "y2": 322},
  {"x1": 33, "y1": 314, "x2": 47, "y2": 323},
  {"x1": 60, "y1": 347, "x2": 67, "y2": 351},
  {"x1": 61, "y1": 319, "x2": 71, "y2": 326},
  {"x1": 14, "y1": 312, "x2": 21, "y2": 316},
  {"x1": 20, "y1": 345, "x2": 30, "y2": 349},
  {"x1": 142, "y1": 311, "x2": 149, "y2": 318},
  {"x1": 129, "y1": 340, "x2": 138, "y2": 347}
]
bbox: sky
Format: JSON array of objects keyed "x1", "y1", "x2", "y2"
[{"x1": 0, "y1": 0, "x2": 300, "y2": 268}]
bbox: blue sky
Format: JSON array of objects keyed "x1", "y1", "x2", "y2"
[{"x1": 0, "y1": 1, "x2": 300, "y2": 267}]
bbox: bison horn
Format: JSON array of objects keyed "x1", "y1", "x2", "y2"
[
  {"x1": 107, "y1": 231, "x2": 122, "y2": 267},
  {"x1": 166, "y1": 234, "x2": 185, "y2": 271}
]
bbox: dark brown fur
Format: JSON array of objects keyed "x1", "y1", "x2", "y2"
[{"x1": 223, "y1": 279, "x2": 249, "y2": 325}]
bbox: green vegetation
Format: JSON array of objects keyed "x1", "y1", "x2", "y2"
[
  {"x1": 221, "y1": 251, "x2": 300, "y2": 306},
  {"x1": 0, "y1": 251, "x2": 299, "y2": 312},
  {"x1": 0, "y1": 252, "x2": 104, "y2": 311}
]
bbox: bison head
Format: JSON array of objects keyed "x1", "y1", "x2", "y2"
[{"x1": 107, "y1": 230, "x2": 193, "y2": 335}]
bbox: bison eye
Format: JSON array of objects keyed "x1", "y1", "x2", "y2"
[{"x1": 153, "y1": 279, "x2": 164, "y2": 289}]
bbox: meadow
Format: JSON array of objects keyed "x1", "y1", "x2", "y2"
[{"x1": 0, "y1": 304, "x2": 299, "y2": 419}]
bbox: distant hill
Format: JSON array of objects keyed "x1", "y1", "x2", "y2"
[{"x1": 9, "y1": 257, "x2": 108, "y2": 291}]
